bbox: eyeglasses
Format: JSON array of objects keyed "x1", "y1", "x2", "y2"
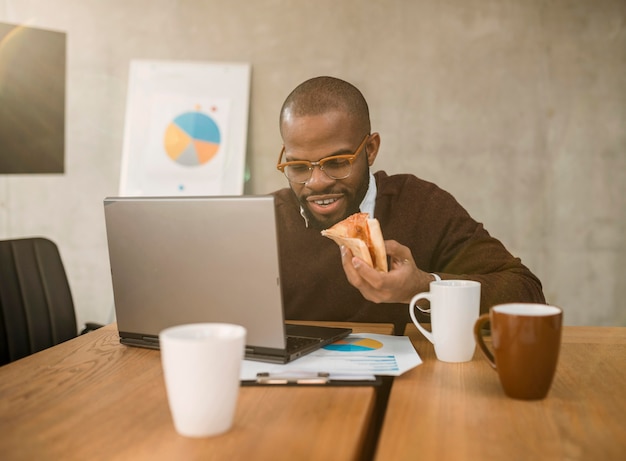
[{"x1": 276, "y1": 135, "x2": 369, "y2": 184}]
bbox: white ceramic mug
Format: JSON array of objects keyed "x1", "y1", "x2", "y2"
[
  {"x1": 159, "y1": 323, "x2": 247, "y2": 438},
  {"x1": 409, "y1": 280, "x2": 481, "y2": 362}
]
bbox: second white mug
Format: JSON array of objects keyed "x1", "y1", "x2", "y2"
[
  {"x1": 409, "y1": 280, "x2": 481, "y2": 363},
  {"x1": 159, "y1": 323, "x2": 247, "y2": 438}
]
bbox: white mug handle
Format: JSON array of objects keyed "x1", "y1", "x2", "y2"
[{"x1": 409, "y1": 292, "x2": 435, "y2": 344}]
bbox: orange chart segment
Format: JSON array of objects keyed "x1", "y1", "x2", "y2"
[
  {"x1": 194, "y1": 140, "x2": 220, "y2": 164},
  {"x1": 324, "y1": 337, "x2": 383, "y2": 352},
  {"x1": 164, "y1": 123, "x2": 192, "y2": 161}
]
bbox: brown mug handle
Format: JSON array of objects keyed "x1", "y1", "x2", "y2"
[{"x1": 473, "y1": 313, "x2": 497, "y2": 370}]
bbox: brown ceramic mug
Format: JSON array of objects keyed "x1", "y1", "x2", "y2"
[{"x1": 474, "y1": 303, "x2": 563, "y2": 400}]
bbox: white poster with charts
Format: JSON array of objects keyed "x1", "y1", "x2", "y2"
[{"x1": 120, "y1": 60, "x2": 250, "y2": 196}]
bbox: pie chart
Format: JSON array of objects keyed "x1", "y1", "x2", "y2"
[
  {"x1": 323, "y1": 337, "x2": 383, "y2": 352},
  {"x1": 164, "y1": 111, "x2": 221, "y2": 166}
]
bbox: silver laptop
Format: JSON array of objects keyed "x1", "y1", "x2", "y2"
[{"x1": 103, "y1": 195, "x2": 351, "y2": 363}]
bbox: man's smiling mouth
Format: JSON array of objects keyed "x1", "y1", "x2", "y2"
[{"x1": 314, "y1": 198, "x2": 339, "y2": 206}]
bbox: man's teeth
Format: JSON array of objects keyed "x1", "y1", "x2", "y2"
[{"x1": 314, "y1": 198, "x2": 337, "y2": 206}]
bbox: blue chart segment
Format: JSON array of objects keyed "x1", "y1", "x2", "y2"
[
  {"x1": 164, "y1": 111, "x2": 221, "y2": 166},
  {"x1": 324, "y1": 337, "x2": 383, "y2": 352}
]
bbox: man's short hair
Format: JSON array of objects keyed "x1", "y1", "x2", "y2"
[{"x1": 279, "y1": 76, "x2": 371, "y2": 135}]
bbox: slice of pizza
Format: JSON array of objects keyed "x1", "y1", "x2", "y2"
[{"x1": 321, "y1": 212, "x2": 388, "y2": 272}]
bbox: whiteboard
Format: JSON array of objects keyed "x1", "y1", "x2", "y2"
[{"x1": 120, "y1": 60, "x2": 250, "y2": 196}]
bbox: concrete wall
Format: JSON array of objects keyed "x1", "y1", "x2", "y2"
[{"x1": 1, "y1": 0, "x2": 624, "y2": 328}]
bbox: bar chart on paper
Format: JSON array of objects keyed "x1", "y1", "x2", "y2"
[{"x1": 164, "y1": 110, "x2": 221, "y2": 166}]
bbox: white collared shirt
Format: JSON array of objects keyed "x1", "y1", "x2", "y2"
[{"x1": 359, "y1": 172, "x2": 377, "y2": 218}]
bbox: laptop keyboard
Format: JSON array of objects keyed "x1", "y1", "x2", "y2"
[{"x1": 286, "y1": 335, "x2": 320, "y2": 351}]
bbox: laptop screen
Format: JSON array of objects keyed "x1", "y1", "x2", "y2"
[{"x1": 103, "y1": 195, "x2": 287, "y2": 350}]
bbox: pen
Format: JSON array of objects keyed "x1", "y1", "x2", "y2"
[{"x1": 256, "y1": 372, "x2": 330, "y2": 385}]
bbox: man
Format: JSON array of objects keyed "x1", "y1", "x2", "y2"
[{"x1": 272, "y1": 76, "x2": 545, "y2": 332}]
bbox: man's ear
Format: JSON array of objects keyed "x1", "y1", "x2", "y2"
[{"x1": 366, "y1": 132, "x2": 381, "y2": 166}]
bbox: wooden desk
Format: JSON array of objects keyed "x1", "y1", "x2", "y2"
[
  {"x1": 0, "y1": 322, "x2": 392, "y2": 461},
  {"x1": 375, "y1": 325, "x2": 626, "y2": 461}
]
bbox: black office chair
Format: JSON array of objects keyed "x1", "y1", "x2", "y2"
[{"x1": 0, "y1": 237, "x2": 101, "y2": 366}]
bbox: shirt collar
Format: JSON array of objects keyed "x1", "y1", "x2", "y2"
[
  {"x1": 299, "y1": 172, "x2": 378, "y2": 227},
  {"x1": 360, "y1": 172, "x2": 377, "y2": 218}
]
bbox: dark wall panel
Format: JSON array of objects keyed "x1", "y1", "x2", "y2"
[{"x1": 0, "y1": 22, "x2": 66, "y2": 174}]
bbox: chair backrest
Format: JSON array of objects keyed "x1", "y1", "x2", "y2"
[{"x1": 0, "y1": 237, "x2": 77, "y2": 365}]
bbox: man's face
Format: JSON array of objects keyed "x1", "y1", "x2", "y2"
[{"x1": 280, "y1": 110, "x2": 379, "y2": 230}]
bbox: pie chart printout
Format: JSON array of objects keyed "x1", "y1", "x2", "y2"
[
  {"x1": 323, "y1": 337, "x2": 384, "y2": 352},
  {"x1": 164, "y1": 111, "x2": 221, "y2": 166}
]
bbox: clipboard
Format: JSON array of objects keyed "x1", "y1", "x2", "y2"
[
  {"x1": 239, "y1": 333, "x2": 422, "y2": 386},
  {"x1": 241, "y1": 371, "x2": 383, "y2": 387}
]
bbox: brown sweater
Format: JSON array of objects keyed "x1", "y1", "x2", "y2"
[{"x1": 272, "y1": 171, "x2": 545, "y2": 332}]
